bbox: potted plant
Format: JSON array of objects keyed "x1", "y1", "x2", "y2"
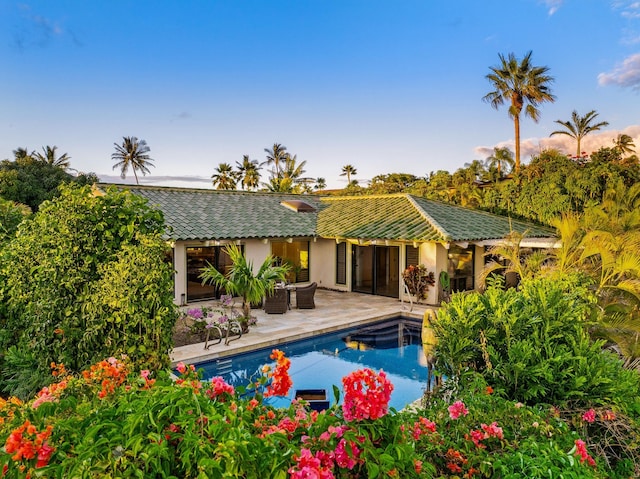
[
  {"x1": 402, "y1": 264, "x2": 435, "y2": 302},
  {"x1": 200, "y1": 244, "x2": 290, "y2": 319}
]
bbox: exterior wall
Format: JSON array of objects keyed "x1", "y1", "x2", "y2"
[
  {"x1": 473, "y1": 244, "x2": 485, "y2": 291},
  {"x1": 310, "y1": 239, "x2": 349, "y2": 291},
  {"x1": 171, "y1": 238, "x2": 488, "y2": 306}
]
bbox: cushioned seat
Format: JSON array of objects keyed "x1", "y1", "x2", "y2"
[
  {"x1": 264, "y1": 288, "x2": 288, "y2": 314},
  {"x1": 295, "y1": 282, "x2": 317, "y2": 309}
]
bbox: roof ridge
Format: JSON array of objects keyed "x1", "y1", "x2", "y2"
[
  {"x1": 405, "y1": 195, "x2": 452, "y2": 241},
  {"x1": 320, "y1": 193, "x2": 408, "y2": 203},
  {"x1": 98, "y1": 183, "x2": 325, "y2": 199}
]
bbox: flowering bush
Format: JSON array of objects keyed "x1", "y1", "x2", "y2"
[
  {"x1": 0, "y1": 354, "x2": 636, "y2": 477},
  {"x1": 402, "y1": 264, "x2": 435, "y2": 300}
]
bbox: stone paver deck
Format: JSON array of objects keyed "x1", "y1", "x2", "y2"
[{"x1": 171, "y1": 289, "x2": 432, "y2": 366}]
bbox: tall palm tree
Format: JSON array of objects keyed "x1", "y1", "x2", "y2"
[
  {"x1": 485, "y1": 146, "x2": 515, "y2": 177},
  {"x1": 34, "y1": 145, "x2": 71, "y2": 170},
  {"x1": 483, "y1": 51, "x2": 555, "y2": 174},
  {"x1": 314, "y1": 177, "x2": 327, "y2": 190},
  {"x1": 550, "y1": 110, "x2": 609, "y2": 158},
  {"x1": 613, "y1": 134, "x2": 636, "y2": 157},
  {"x1": 264, "y1": 143, "x2": 288, "y2": 178},
  {"x1": 211, "y1": 162, "x2": 238, "y2": 190},
  {"x1": 111, "y1": 136, "x2": 155, "y2": 184},
  {"x1": 235, "y1": 155, "x2": 261, "y2": 190},
  {"x1": 340, "y1": 164, "x2": 357, "y2": 185}
]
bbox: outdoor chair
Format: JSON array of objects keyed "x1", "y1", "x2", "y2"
[
  {"x1": 264, "y1": 288, "x2": 288, "y2": 314},
  {"x1": 295, "y1": 282, "x2": 317, "y2": 309}
]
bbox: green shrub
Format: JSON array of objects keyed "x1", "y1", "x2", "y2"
[
  {"x1": 433, "y1": 276, "x2": 640, "y2": 408},
  {"x1": 0, "y1": 184, "x2": 177, "y2": 398}
]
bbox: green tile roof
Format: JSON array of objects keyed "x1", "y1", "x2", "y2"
[
  {"x1": 317, "y1": 194, "x2": 554, "y2": 242},
  {"x1": 101, "y1": 185, "x2": 321, "y2": 241},
  {"x1": 101, "y1": 185, "x2": 554, "y2": 243}
]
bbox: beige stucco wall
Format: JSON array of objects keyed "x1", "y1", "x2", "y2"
[{"x1": 171, "y1": 238, "x2": 487, "y2": 306}]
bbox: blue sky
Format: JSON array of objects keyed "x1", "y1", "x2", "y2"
[{"x1": 2, "y1": 0, "x2": 639, "y2": 189}]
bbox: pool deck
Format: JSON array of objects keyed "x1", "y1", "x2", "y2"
[{"x1": 171, "y1": 289, "x2": 434, "y2": 366}]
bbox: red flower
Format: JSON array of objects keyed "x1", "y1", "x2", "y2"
[
  {"x1": 448, "y1": 400, "x2": 469, "y2": 419},
  {"x1": 264, "y1": 349, "x2": 293, "y2": 398},
  {"x1": 574, "y1": 439, "x2": 596, "y2": 467},
  {"x1": 582, "y1": 408, "x2": 596, "y2": 423},
  {"x1": 341, "y1": 368, "x2": 393, "y2": 422}
]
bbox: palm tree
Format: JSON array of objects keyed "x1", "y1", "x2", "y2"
[
  {"x1": 483, "y1": 51, "x2": 555, "y2": 174},
  {"x1": 314, "y1": 177, "x2": 327, "y2": 190},
  {"x1": 613, "y1": 134, "x2": 636, "y2": 157},
  {"x1": 550, "y1": 110, "x2": 609, "y2": 158},
  {"x1": 235, "y1": 155, "x2": 261, "y2": 190},
  {"x1": 340, "y1": 164, "x2": 357, "y2": 185},
  {"x1": 34, "y1": 146, "x2": 71, "y2": 170},
  {"x1": 200, "y1": 244, "x2": 290, "y2": 318},
  {"x1": 485, "y1": 147, "x2": 515, "y2": 177},
  {"x1": 211, "y1": 163, "x2": 238, "y2": 190},
  {"x1": 111, "y1": 136, "x2": 155, "y2": 184},
  {"x1": 264, "y1": 143, "x2": 288, "y2": 178},
  {"x1": 12, "y1": 148, "x2": 33, "y2": 161}
]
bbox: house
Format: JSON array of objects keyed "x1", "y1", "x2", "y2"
[{"x1": 99, "y1": 184, "x2": 556, "y2": 305}]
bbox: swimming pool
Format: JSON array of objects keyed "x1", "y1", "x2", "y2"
[{"x1": 195, "y1": 317, "x2": 428, "y2": 410}]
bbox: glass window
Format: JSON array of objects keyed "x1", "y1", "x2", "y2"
[
  {"x1": 272, "y1": 240, "x2": 310, "y2": 283},
  {"x1": 447, "y1": 245, "x2": 474, "y2": 292},
  {"x1": 336, "y1": 242, "x2": 347, "y2": 284}
]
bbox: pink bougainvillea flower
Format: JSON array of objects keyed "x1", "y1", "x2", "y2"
[
  {"x1": 481, "y1": 421, "x2": 504, "y2": 439},
  {"x1": 176, "y1": 362, "x2": 187, "y2": 374},
  {"x1": 448, "y1": 400, "x2": 469, "y2": 419},
  {"x1": 574, "y1": 439, "x2": 596, "y2": 467},
  {"x1": 341, "y1": 368, "x2": 393, "y2": 422},
  {"x1": 582, "y1": 408, "x2": 596, "y2": 423}
]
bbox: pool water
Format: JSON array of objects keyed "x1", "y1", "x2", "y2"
[{"x1": 195, "y1": 317, "x2": 429, "y2": 410}]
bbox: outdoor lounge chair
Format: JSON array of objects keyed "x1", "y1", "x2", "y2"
[
  {"x1": 295, "y1": 282, "x2": 317, "y2": 309},
  {"x1": 264, "y1": 288, "x2": 288, "y2": 314}
]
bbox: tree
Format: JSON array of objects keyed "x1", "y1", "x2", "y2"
[
  {"x1": 111, "y1": 136, "x2": 155, "y2": 184},
  {"x1": 33, "y1": 145, "x2": 71, "y2": 170},
  {"x1": 485, "y1": 147, "x2": 515, "y2": 177},
  {"x1": 613, "y1": 134, "x2": 636, "y2": 158},
  {"x1": 0, "y1": 197, "x2": 31, "y2": 244},
  {"x1": 0, "y1": 151, "x2": 75, "y2": 211},
  {"x1": 264, "y1": 143, "x2": 288, "y2": 178},
  {"x1": 340, "y1": 164, "x2": 357, "y2": 185},
  {"x1": 550, "y1": 110, "x2": 609, "y2": 157},
  {"x1": 236, "y1": 155, "x2": 261, "y2": 190},
  {"x1": 314, "y1": 177, "x2": 327, "y2": 190},
  {"x1": 211, "y1": 162, "x2": 238, "y2": 190},
  {"x1": 483, "y1": 51, "x2": 555, "y2": 174},
  {"x1": 0, "y1": 184, "x2": 176, "y2": 398},
  {"x1": 200, "y1": 244, "x2": 289, "y2": 318},
  {"x1": 264, "y1": 154, "x2": 308, "y2": 193}
]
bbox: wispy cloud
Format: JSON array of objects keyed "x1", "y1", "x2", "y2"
[
  {"x1": 598, "y1": 53, "x2": 640, "y2": 90},
  {"x1": 540, "y1": 0, "x2": 563, "y2": 16},
  {"x1": 11, "y1": 6, "x2": 81, "y2": 51}
]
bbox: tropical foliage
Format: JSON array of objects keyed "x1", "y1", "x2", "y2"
[
  {"x1": 550, "y1": 110, "x2": 609, "y2": 158},
  {"x1": 0, "y1": 150, "x2": 97, "y2": 212},
  {"x1": 0, "y1": 184, "x2": 177, "y2": 399},
  {"x1": 200, "y1": 244, "x2": 290, "y2": 317},
  {"x1": 483, "y1": 51, "x2": 555, "y2": 173},
  {"x1": 111, "y1": 136, "x2": 155, "y2": 184},
  {"x1": 0, "y1": 342, "x2": 637, "y2": 478}
]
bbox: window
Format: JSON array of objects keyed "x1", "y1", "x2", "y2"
[
  {"x1": 405, "y1": 245, "x2": 419, "y2": 268},
  {"x1": 272, "y1": 240, "x2": 310, "y2": 283},
  {"x1": 447, "y1": 245, "x2": 474, "y2": 292},
  {"x1": 336, "y1": 242, "x2": 347, "y2": 284}
]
